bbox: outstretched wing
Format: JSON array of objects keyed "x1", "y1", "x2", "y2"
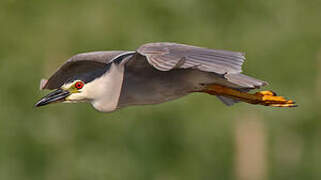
[{"x1": 137, "y1": 42, "x2": 245, "y2": 74}]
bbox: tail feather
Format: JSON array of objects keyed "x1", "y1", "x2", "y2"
[{"x1": 217, "y1": 96, "x2": 239, "y2": 106}]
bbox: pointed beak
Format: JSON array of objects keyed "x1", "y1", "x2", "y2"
[{"x1": 35, "y1": 89, "x2": 70, "y2": 107}]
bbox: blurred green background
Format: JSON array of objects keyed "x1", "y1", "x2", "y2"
[{"x1": 1, "y1": 0, "x2": 321, "y2": 179}]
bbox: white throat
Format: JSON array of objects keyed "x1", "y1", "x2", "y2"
[{"x1": 88, "y1": 63, "x2": 124, "y2": 112}]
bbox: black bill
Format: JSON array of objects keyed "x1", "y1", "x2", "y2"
[{"x1": 35, "y1": 89, "x2": 70, "y2": 107}]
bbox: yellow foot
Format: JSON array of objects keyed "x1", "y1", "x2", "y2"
[
  {"x1": 256, "y1": 90, "x2": 276, "y2": 96},
  {"x1": 255, "y1": 91, "x2": 297, "y2": 107}
]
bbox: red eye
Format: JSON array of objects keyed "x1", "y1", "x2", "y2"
[{"x1": 75, "y1": 82, "x2": 84, "y2": 89}]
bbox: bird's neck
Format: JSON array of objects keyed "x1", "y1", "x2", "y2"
[{"x1": 90, "y1": 63, "x2": 125, "y2": 112}]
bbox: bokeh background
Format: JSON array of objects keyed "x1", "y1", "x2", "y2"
[{"x1": 1, "y1": 0, "x2": 321, "y2": 179}]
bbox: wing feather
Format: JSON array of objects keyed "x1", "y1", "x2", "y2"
[{"x1": 137, "y1": 42, "x2": 245, "y2": 74}]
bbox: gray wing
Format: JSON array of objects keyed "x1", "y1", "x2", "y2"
[
  {"x1": 137, "y1": 42, "x2": 267, "y2": 88},
  {"x1": 137, "y1": 42, "x2": 245, "y2": 74}
]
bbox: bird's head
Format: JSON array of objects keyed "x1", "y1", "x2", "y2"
[
  {"x1": 35, "y1": 51, "x2": 132, "y2": 112},
  {"x1": 35, "y1": 79, "x2": 91, "y2": 107}
]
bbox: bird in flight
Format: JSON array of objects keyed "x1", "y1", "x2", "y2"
[{"x1": 35, "y1": 42, "x2": 296, "y2": 112}]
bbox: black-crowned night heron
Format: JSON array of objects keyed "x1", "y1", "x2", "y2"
[{"x1": 35, "y1": 42, "x2": 296, "y2": 112}]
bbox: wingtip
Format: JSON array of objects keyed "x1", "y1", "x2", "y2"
[{"x1": 40, "y1": 79, "x2": 48, "y2": 90}]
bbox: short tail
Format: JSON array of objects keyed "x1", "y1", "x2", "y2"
[{"x1": 203, "y1": 84, "x2": 297, "y2": 107}]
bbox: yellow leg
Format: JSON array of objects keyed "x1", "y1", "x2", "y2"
[{"x1": 203, "y1": 84, "x2": 297, "y2": 107}]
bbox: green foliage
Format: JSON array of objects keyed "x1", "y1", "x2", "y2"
[{"x1": 0, "y1": 0, "x2": 321, "y2": 179}]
